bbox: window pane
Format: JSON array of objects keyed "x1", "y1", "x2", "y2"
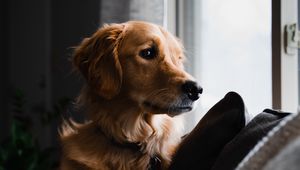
[{"x1": 193, "y1": 0, "x2": 272, "y2": 121}]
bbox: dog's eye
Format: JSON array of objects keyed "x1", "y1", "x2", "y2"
[{"x1": 139, "y1": 47, "x2": 156, "y2": 60}]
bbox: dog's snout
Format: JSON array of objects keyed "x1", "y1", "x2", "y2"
[{"x1": 181, "y1": 81, "x2": 203, "y2": 101}]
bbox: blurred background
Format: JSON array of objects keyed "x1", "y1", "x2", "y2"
[{"x1": 0, "y1": 0, "x2": 299, "y2": 169}]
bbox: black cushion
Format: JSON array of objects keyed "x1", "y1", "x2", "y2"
[
  {"x1": 169, "y1": 92, "x2": 247, "y2": 170},
  {"x1": 212, "y1": 109, "x2": 291, "y2": 170}
]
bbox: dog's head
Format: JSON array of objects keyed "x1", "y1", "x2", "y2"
[{"x1": 73, "y1": 21, "x2": 202, "y2": 116}]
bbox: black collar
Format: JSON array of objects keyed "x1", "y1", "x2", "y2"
[
  {"x1": 149, "y1": 156, "x2": 162, "y2": 170},
  {"x1": 96, "y1": 126, "x2": 142, "y2": 151},
  {"x1": 110, "y1": 136, "x2": 142, "y2": 152}
]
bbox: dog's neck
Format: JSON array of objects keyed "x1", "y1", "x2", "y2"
[
  {"x1": 95, "y1": 104, "x2": 155, "y2": 146},
  {"x1": 79, "y1": 89, "x2": 156, "y2": 145},
  {"x1": 96, "y1": 107, "x2": 155, "y2": 143}
]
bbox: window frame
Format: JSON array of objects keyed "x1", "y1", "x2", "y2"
[{"x1": 272, "y1": 0, "x2": 299, "y2": 112}]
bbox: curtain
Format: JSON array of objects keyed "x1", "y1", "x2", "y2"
[{"x1": 100, "y1": 0, "x2": 165, "y2": 25}]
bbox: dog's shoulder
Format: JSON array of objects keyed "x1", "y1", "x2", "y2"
[{"x1": 60, "y1": 120, "x2": 110, "y2": 168}]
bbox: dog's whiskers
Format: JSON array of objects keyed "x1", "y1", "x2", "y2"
[{"x1": 145, "y1": 88, "x2": 169, "y2": 100}]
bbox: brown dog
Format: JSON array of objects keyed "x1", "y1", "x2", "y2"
[{"x1": 60, "y1": 21, "x2": 202, "y2": 170}]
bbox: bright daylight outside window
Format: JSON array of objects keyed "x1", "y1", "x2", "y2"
[{"x1": 191, "y1": 0, "x2": 272, "y2": 123}]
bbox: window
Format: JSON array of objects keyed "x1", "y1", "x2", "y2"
[
  {"x1": 194, "y1": 0, "x2": 272, "y2": 119},
  {"x1": 167, "y1": 0, "x2": 299, "y2": 131}
]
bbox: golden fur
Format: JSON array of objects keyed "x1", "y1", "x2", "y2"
[{"x1": 60, "y1": 21, "x2": 199, "y2": 170}]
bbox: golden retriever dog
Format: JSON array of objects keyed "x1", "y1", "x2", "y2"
[{"x1": 60, "y1": 21, "x2": 202, "y2": 170}]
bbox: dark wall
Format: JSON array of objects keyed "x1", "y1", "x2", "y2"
[
  {"x1": 0, "y1": 0, "x2": 10, "y2": 140},
  {"x1": 9, "y1": 0, "x2": 49, "y2": 113},
  {"x1": 51, "y1": 0, "x2": 100, "y2": 104},
  {"x1": 0, "y1": 0, "x2": 100, "y2": 145}
]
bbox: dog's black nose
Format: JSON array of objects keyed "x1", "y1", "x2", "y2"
[{"x1": 182, "y1": 81, "x2": 203, "y2": 101}]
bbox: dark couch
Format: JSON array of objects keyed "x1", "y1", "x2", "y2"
[{"x1": 169, "y1": 92, "x2": 297, "y2": 170}]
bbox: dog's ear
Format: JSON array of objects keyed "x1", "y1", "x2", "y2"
[{"x1": 73, "y1": 24, "x2": 124, "y2": 99}]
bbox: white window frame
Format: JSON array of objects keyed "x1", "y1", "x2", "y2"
[{"x1": 273, "y1": 0, "x2": 299, "y2": 113}]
